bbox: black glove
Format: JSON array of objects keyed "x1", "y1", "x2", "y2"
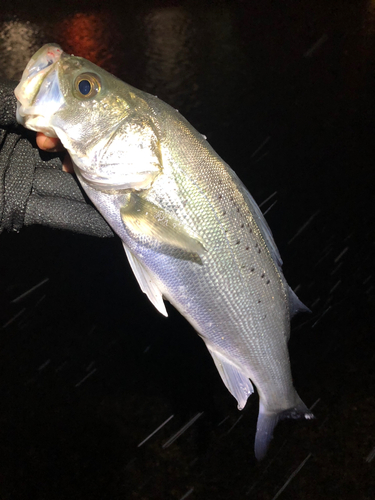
[{"x1": 0, "y1": 79, "x2": 113, "y2": 237}]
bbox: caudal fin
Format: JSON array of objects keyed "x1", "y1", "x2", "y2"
[{"x1": 254, "y1": 397, "x2": 314, "y2": 461}]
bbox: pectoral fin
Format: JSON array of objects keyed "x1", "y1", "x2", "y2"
[
  {"x1": 206, "y1": 345, "x2": 254, "y2": 410},
  {"x1": 123, "y1": 243, "x2": 168, "y2": 317},
  {"x1": 120, "y1": 194, "x2": 205, "y2": 258}
]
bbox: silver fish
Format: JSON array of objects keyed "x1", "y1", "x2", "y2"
[{"x1": 15, "y1": 44, "x2": 314, "y2": 459}]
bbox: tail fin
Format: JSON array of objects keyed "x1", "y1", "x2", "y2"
[{"x1": 254, "y1": 397, "x2": 314, "y2": 461}]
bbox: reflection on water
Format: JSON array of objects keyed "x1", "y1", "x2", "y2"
[
  {"x1": 0, "y1": 1, "x2": 375, "y2": 499},
  {"x1": 57, "y1": 12, "x2": 121, "y2": 73},
  {"x1": 0, "y1": 19, "x2": 45, "y2": 80},
  {"x1": 367, "y1": 0, "x2": 375, "y2": 32},
  {"x1": 0, "y1": 5, "x2": 243, "y2": 119},
  {"x1": 139, "y1": 3, "x2": 246, "y2": 121},
  {"x1": 142, "y1": 7, "x2": 195, "y2": 95},
  {"x1": 0, "y1": 11, "x2": 122, "y2": 82}
]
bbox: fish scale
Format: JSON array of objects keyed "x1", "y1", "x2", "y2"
[
  {"x1": 129, "y1": 98, "x2": 296, "y2": 409},
  {"x1": 15, "y1": 44, "x2": 314, "y2": 460}
]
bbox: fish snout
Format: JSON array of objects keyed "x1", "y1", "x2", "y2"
[
  {"x1": 15, "y1": 44, "x2": 63, "y2": 110},
  {"x1": 15, "y1": 44, "x2": 65, "y2": 134}
]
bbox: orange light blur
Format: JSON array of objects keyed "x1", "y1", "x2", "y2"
[{"x1": 59, "y1": 12, "x2": 118, "y2": 71}]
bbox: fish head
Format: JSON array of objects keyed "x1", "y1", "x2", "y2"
[{"x1": 15, "y1": 44, "x2": 160, "y2": 191}]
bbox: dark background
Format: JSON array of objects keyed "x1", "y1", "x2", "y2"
[{"x1": 1, "y1": 1, "x2": 374, "y2": 499}]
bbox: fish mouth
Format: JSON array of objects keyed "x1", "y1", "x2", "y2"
[{"x1": 15, "y1": 44, "x2": 65, "y2": 136}]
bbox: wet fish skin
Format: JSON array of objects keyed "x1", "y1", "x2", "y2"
[{"x1": 15, "y1": 44, "x2": 314, "y2": 459}]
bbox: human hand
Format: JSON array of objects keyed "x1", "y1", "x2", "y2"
[
  {"x1": 0, "y1": 79, "x2": 113, "y2": 237},
  {"x1": 36, "y1": 133, "x2": 74, "y2": 173}
]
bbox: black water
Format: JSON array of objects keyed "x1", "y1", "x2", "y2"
[{"x1": 1, "y1": 1, "x2": 374, "y2": 499}]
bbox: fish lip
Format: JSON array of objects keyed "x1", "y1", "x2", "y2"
[
  {"x1": 26, "y1": 44, "x2": 63, "y2": 80},
  {"x1": 14, "y1": 44, "x2": 65, "y2": 132},
  {"x1": 15, "y1": 44, "x2": 63, "y2": 105}
]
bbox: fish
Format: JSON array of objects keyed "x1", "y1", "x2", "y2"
[{"x1": 15, "y1": 44, "x2": 314, "y2": 459}]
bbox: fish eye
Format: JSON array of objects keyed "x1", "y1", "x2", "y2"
[{"x1": 74, "y1": 73, "x2": 101, "y2": 98}]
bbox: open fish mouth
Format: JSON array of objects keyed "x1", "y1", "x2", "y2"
[{"x1": 15, "y1": 44, "x2": 65, "y2": 135}]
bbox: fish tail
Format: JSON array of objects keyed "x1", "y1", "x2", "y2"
[{"x1": 254, "y1": 395, "x2": 314, "y2": 461}]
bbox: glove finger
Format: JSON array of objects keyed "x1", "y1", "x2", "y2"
[
  {"x1": 1, "y1": 134, "x2": 35, "y2": 232},
  {"x1": 0, "y1": 79, "x2": 18, "y2": 127},
  {"x1": 25, "y1": 194, "x2": 114, "y2": 237},
  {"x1": 33, "y1": 167, "x2": 87, "y2": 202}
]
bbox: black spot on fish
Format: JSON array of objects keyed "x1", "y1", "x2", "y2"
[
  {"x1": 241, "y1": 223, "x2": 244, "y2": 228},
  {"x1": 251, "y1": 267, "x2": 255, "y2": 272},
  {"x1": 261, "y1": 273, "x2": 265, "y2": 278},
  {"x1": 218, "y1": 194, "x2": 222, "y2": 200},
  {"x1": 237, "y1": 208, "x2": 240, "y2": 213},
  {"x1": 258, "y1": 248, "x2": 261, "y2": 253},
  {"x1": 266, "y1": 280, "x2": 270, "y2": 284},
  {"x1": 236, "y1": 240, "x2": 240, "y2": 245},
  {"x1": 258, "y1": 300, "x2": 261, "y2": 303},
  {"x1": 222, "y1": 211, "x2": 226, "y2": 215},
  {"x1": 246, "y1": 246, "x2": 249, "y2": 250}
]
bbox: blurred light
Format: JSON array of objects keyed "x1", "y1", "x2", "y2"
[
  {"x1": 142, "y1": 7, "x2": 194, "y2": 92},
  {"x1": 366, "y1": 0, "x2": 375, "y2": 33},
  {"x1": 59, "y1": 12, "x2": 119, "y2": 72},
  {"x1": 0, "y1": 19, "x2": 44, "y2": 80}
]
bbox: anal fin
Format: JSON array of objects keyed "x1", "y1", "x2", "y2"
[
  {"x1": 123, "y1": 243, "x2": 168, "y2": 317},
  {"x1": 207, "y1": 346, "x2": 253, "y2": 410}
]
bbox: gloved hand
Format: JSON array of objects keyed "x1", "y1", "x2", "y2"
[{"x1": 0, "y1": 79, "x2": 113, "y2": 237}]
